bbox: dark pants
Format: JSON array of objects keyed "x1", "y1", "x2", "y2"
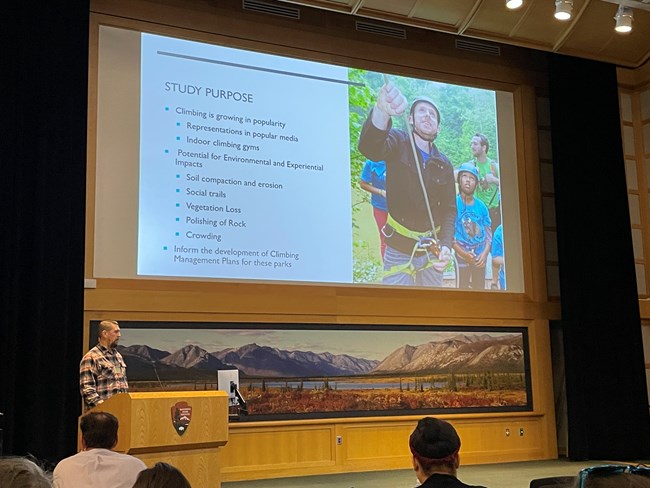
[{"x1": 459, "y1": 264, "x2": 486, "y2": 289}]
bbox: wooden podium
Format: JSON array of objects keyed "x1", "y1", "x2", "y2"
[{"x1": 84, "y1": 391, "x2": 229, "y2": 487}]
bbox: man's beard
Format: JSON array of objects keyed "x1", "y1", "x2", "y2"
[{"x1": 414, "y1": 128, "x2": 436, "y2": 142}]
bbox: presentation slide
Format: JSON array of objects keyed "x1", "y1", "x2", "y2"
[
  {"x1": 138, "y1": 34, "x2": 352, "y2": 282},
  {"x1": 92, "y1": 26, "x2": 523, "y2": 291}
]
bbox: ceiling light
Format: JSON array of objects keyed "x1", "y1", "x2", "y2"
[
  {"x1": 505, "y1": 0, "x2": 523, "y2": 9},
  {"x1": 614, "y1": 5, "x2": 633, "y2": 33},
  {"x1": 554, "y1": 0, "x2": 573, "y2": 20}
]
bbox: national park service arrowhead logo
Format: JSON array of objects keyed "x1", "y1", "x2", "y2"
[{"x1": 171, "y1": 401, "x2": 192, "y2": 436}]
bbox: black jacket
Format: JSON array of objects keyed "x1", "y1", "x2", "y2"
[
  {"x1": 419, "y1": 473, "x2": 488, "y2": 488},
  {"x1": 358, "y1": 111, "x2": 456, "y2": 253},
  {"x1": 359, "y1": 114, "x2": 456, "y2": 254}
]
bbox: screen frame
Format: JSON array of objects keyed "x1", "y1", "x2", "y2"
[{"x1": 86, "y1": 19, "x2": 532, "y2": 295}]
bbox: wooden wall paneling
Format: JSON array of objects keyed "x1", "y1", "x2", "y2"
[
  {"x1": 89, "y1": 0, "x2": 548, "y2": 88},
  {"x1": 219, "y1": 414, "x2": 552, "y2": 481},
  {"x1": 620, "y1": 65, "x2": 650, "y2": 310},
  {"x1": 526, "y1": 319, "x2": 558, "y2": 459},
  {"x1": 85, "y1": 285, "x2": 561, "y2": 321},
  {"x1": 137, "y1": 449, "x2": 222, "y2": 487},
  {"x1": 220, "y1": 423, "x2": 336, "y2": 480},
  {"x1": 517, "y1": 85, "x2": 548, "y2": 303}
]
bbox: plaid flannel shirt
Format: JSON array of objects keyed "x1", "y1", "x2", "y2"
[{"x1": 79, "y1": 344, "x2": 129, "y2": 409}]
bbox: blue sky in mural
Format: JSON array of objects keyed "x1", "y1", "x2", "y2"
[{"x1": 120, "y1": 328, "x2": 519, "y2": 360}]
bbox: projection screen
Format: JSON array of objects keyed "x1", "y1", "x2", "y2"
[{"x1": 92, "y1": 25, "x2": 524, "y2": 292}]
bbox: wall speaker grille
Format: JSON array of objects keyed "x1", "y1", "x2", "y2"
[
  {"x1": 242, "y1": 0, "x2": 301, "y2": 19},
  {"x1": 355, "y1": 20, "x2": 407, "y2": 39},
  {"x1": 455, "y1": 38, "x2": 501, "y2": 56}
]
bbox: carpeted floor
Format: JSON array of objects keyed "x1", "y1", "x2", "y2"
[{"x1": 223, "y1": 458, "x2": 648, "y2": 488}]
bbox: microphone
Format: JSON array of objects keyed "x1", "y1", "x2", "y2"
[
  {"x1": 230, "y1": 380, "x2": 248, "y2": 415},
  {"x1": 151, "y1": 361, "x2": 164, "y2": 389}
]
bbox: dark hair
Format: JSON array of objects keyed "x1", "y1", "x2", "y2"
[
  {"x1": 0, "y1": 457, "x2": 52, "y2": 488},
  {"x1": 80, "y1": 411, "x2": 119, "y2": 449},
  {"x1": 132, "y1": 462, "x2": 192, "y2": 488},
  {"x1": 409, "y1": 417, "x2": 461, "y2": 472},
  {"x1": 474, "y1": 133, "x2": 489, "y2": 154}
]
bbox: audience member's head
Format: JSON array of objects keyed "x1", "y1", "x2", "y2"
[
  {"x1": 131, "y1": 462, "x2": 192, "y2": 488},
  {"x1": 80, "y1": 411, "x2": 119, "y2": 450},
  {"x1": 409, "y1": 417, "x2": 461, "y2": 482},
  {"x1": 0, "y1": 456, "x2": 52, "y2": 487}
]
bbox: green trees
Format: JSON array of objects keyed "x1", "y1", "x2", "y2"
[
  {"x1": 349, "y1": 69, "x2": 499, "y2": 283},
  {"x1": 348, "y1": 69, "x2": 498, "y2": 174}
]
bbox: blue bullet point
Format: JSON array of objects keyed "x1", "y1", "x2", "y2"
[
  {"x1": 165, "y1": 149, "x2": 169, "y2": 154},
  {"x1": 176, "y1": 174, "x2": 180, "y2": 178},
  {"x1": 176, "y1": 136, "x2": 180, "y2": 141},
  {"x1": 176, "y1": 203, "x2": 180, "y2": 207},
  {"x1": 163, "y1": 246, "x2": 168, "y2": 250},
  {"x1": 176, "y1": 217, "x2": 180, "y2": 222},
  {"x1": 165, "y1": 107, "x2": 170, "y2": 111},
  {"x1": 176, "y1": 122, "x2": 180, "y2": 126},
  {"x1": 176, "y1": 189, "x2": 180, "y2": 193},
  {"x1": 175, "y1": 232, "x2": 180, "y2": 236}
]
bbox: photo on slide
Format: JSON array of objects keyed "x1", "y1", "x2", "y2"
[
  {"x1": 348, "y1": 69, "x2": 503, "y2": 289},
  {"x1": 92, "y1": 321, "x2": 532, "y2": 420}
]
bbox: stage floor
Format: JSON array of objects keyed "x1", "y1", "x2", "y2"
[{"x1": 223, "y1": 458, "x2": 648, "y2": 488}]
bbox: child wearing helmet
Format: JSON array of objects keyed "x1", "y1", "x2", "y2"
[{"x1": 453, "y1": 162, "x2": 492, "y2": 289}]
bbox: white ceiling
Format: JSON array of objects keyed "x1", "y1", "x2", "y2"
[{"x1": 276, "y1": 0, "x2": 650, "y2": 68}]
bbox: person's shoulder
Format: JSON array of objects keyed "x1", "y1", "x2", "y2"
[
  {"x1": 369, "y1": 160, "x2": 386, "y2": 173},
  {"x1": 53, "y1": 450, "x2": 86, "y2": 473},
  {"x1": 53, "y1": 453, "x2": 74, "y2": 470},
  {"x1": 111, "y1": 451, "x2": 146, "y2": 467},
  {"x1": 81, "y1": 345, "x2": 101, "y2": 361},
  {"x1": 423, "y1": 473, "x2": 479, "y2": 488},
  {"x1": 126, "y1": 455, "x2": 147, "y2": 468},
  {"x1": 445, "y1": 476, "x2": 487, "y2": 488},
  {"x1": 477, "y1": 198, "x2": 489, "y2": 212},
  {"x1": 386, "y1": 128, "x2": 408, "y2": 143}
]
